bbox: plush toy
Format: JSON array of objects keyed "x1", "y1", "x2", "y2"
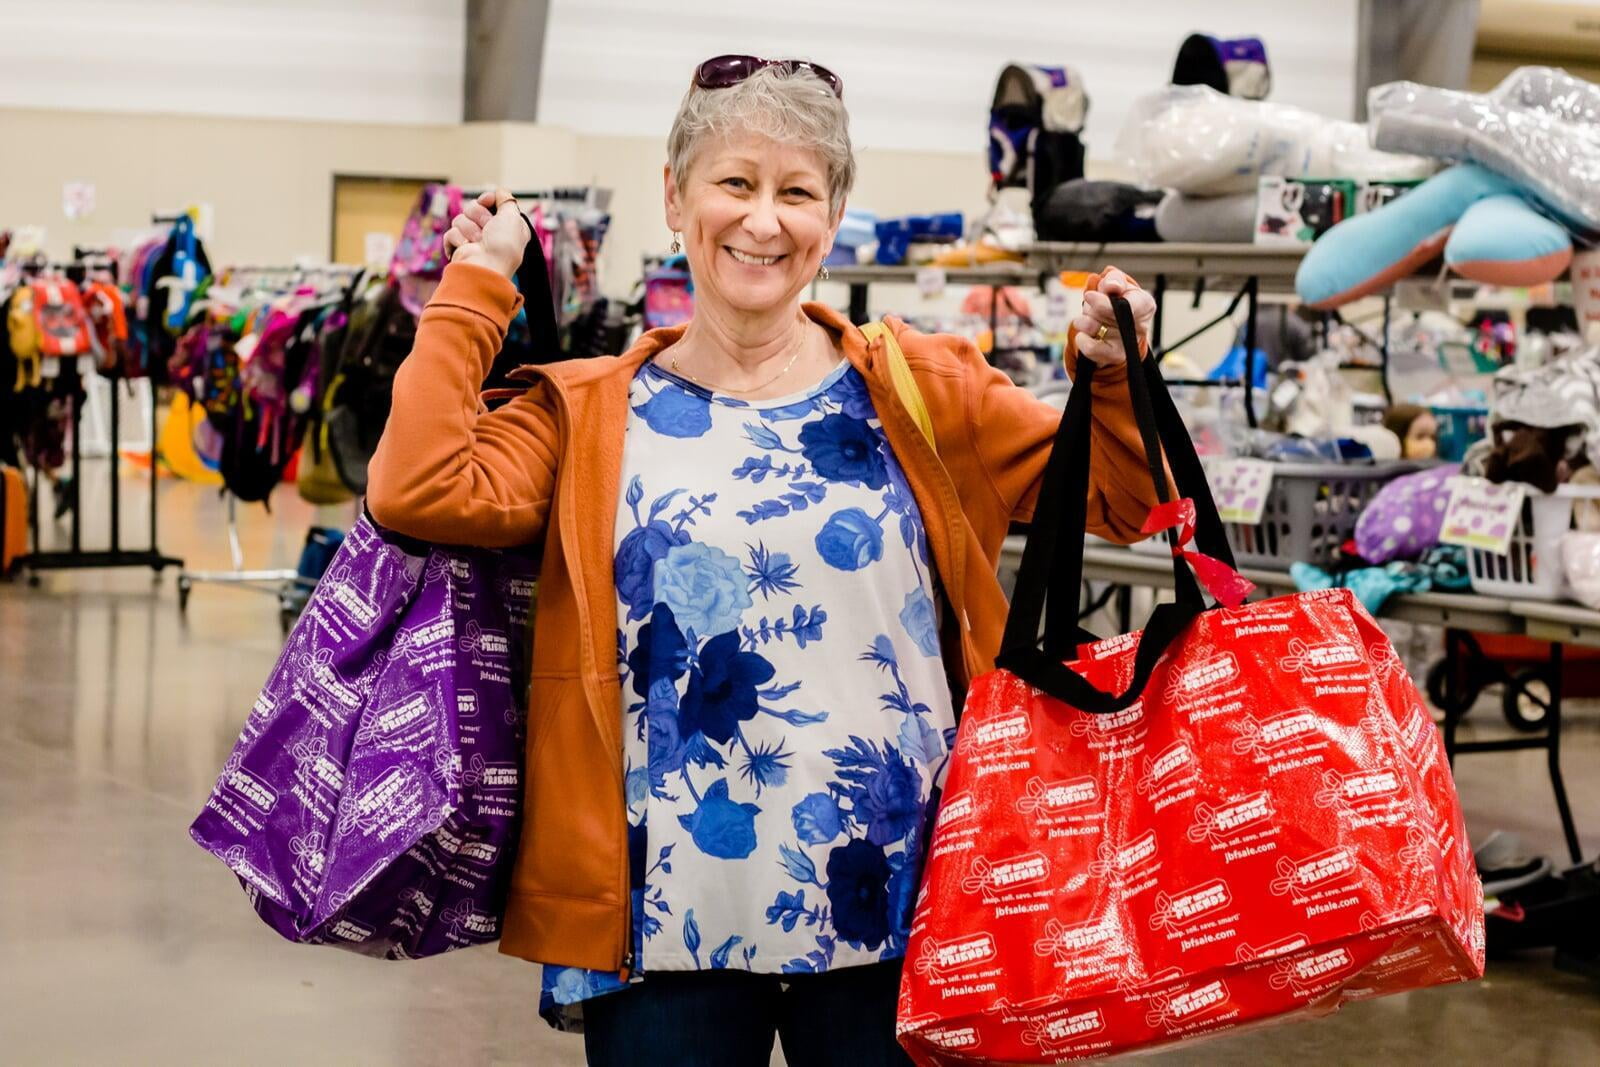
[{"x1": 1297, "y1": 66, "x2": 1600, "y2": 309}]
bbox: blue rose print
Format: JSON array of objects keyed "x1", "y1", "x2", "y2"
[
  {"x1": 898, "y1": 588, "x2": 940, "y2": 657},
  {"x1": 826, "y1": 367, "x2": 876, "y2": 420},
  {"x1": 791, "y1": 792, "x2": 844, "y2": 845},
  {"x1": 679, "y1": 632, "x2": 777, "y2": 744},
  {"x1": 654, "y1": 542, "x2": 753, "y2": 638},
  {"x1": 625, "y1": 766, "x2": 649, "y2": 808},
  {"x1": 615, "y1": 521, "x2": 690, "y2": 621},
  {"x1": 815, "y1": 508, "x2": 884, "y2": 571},
  {"x1": 678, "y1": 778, "x2": 761, "y2": 859},
  {"x1": 549, "y1": 966, "x2": 599, "y2": 1004},
  {"x1": 627, "y1": 605, "x2": 690, "y2": 699},
  {"x1": 539, "y1": 360, "x2": 956, "y2": 1017},
  {"x1": 800, "y1": 413, "x2": 888, "y2": 488},
  {"x1": 646, "y1": 697, "x2": 688, "y2": 790},
  {"x1": 825, "y1": 838, "x2": 892, "y2": 949},
  {"x1": 886, "y1": 851, "x2": 918, "y2": 947},
  {"x1": 857, "y1": 748, "x2": 922, "y2": 846},
  {"x1": 635, "y1": 383, "x2": 713, "y2": 438}
]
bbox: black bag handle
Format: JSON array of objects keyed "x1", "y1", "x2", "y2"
[{"x1": 996, "y1": 295, "x2": 1237, "y2": 714}]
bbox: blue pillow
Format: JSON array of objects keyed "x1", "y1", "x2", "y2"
[{"x1": 1296, "y1": 164, "x2": 1571, "y2": 309}]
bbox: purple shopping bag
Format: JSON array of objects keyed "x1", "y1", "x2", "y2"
[{"x1": 189, "y1": 515, "x2": 534, "y2": 959}]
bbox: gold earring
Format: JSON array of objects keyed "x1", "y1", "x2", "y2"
[{"x1": 669, "y1": 233, "x2": 681, "y2": 254}]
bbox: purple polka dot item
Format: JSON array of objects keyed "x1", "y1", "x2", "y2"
[{"x1": 1355, "y1": 464, "x2": 1461, "y2": 564}]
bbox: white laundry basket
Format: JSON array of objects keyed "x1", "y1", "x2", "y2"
[
  {"x1": 1130, "y1": 461, "x2": 1420, "y2": 568},
  {"x1": 1466, "y1": 485, "x2": 1600, "y2": 601}
]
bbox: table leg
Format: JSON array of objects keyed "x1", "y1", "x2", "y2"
[
  {"x1": 848, "y1": 282, "x2": 868, "y2": 326},
  {"x1": 1442, "y1": 629, "x2": 1463, "y2": 768},
  {"x1": 1546, "y1": 642, "x2": 1583, "y2": 864}
]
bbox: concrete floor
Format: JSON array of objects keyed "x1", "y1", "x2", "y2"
[{"x1": 3, "y1": 465, "x2": 1598, "y2": 1066}]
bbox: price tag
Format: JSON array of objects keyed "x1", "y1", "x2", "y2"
[
  {"x1": 915, "y1": 266, "x2": 947, "y2": 299},
  {"x1": 1440, "y1": 476, "x2": 1526, "y2": 555},
  {"x1": 1208, "y1": 458, "x2": 1274, "y2": 525}
]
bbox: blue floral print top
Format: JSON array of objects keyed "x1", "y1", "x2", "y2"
[{"x1": 539, "y1": 356, "x2": 957, "y2": 1025}]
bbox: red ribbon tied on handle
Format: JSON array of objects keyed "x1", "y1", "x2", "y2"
[{"x1": 1140, "y1": 498, "x2": 1255, "y2": 609}]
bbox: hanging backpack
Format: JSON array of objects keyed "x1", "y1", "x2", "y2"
[
  {"x1": 160, "y1": 215, "x2": 205, "y2": 333},
  {"x1": 142, "y1": 219, "x2": 212, "y2": 382},
  {"x1": 84, "y1": 280, "x2": 130, "y2": 374},
  {"x1": 30, "y1": 277, "x2": 93, "y2": 359},
  {"x1": 297, "y1": 296, "x2": 360, "y2": 506},
  {"x1": 989, "y1": 64, "x2": 1089, "y2": 216},
  {"x1": 1172, "y1": 33, "x2": 1272, "y2": 99},
  {"x1": 642, "y1": 260, "x2": 694, "y2": 331},
  {"x1": 125, "y1": 238, "x2": 166, "y2": 377},
  {"x1": 390, "y1": 184, "x2": 462, "y2": 316},
  {"x1": 221, "y1": 306, "x2": 319, "y2": 504},
  {"x1": 324, "y1": 278, "x2": 417, "y2": 494},
  {"x1": 7, "y1": 286, "x2": 41, "y2": 390}
]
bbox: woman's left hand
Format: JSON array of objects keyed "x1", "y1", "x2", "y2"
[{"x1": 1073, "y1": 268, "x2": 1157, "y2": 367}]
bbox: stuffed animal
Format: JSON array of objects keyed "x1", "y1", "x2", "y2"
[{"x1": 1297, "y1": 66, "x2": 1600, "y2": 309}]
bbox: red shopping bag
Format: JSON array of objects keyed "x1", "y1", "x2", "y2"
[{"x1": 897, "y1": 298, "x2": 1484, "y2": 1064}]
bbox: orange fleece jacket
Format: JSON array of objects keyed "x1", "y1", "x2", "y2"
[{"x1": 366, "y1": 262, "x2": 1164, "y2": 971}]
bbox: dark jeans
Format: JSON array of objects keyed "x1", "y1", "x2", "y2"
[{"x1": 581, "y1": 959, "x2": 911, "y2": 1067}]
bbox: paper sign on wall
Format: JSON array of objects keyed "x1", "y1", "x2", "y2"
[
  {"x1": 1207, "y1": 458, "x2": 1274, "y2": 524},
  {"x1": 1440, "y1": 476, "x2": 1526, "y2": 555},
  {"x1": 365, "y1": 232, "x2": 396, "y2": 267},
  {"x1": 63, "y1": 182, "x2": 95, "y2": 220}
]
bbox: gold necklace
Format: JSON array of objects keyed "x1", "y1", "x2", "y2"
[{"x1": 670, "y1": 330, "x2": 806, "y2": 396}]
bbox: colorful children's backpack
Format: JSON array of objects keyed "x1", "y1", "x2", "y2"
[
  {"x1": 30, "y1": 278, "x2": 93, "y2": 359},
  {"x1": 324, "y1": 276, "x2": 417, "y2": 494},
  {"x1": 642, "y1": 258, "x2": 694, "y2": 330},
  {"x1": 84, "y1": 280, "x2": 130, "y2": 374},
  {"x1": 988, "y1": 64, "x2": 1089, "y2": 214},
  {"x1": 390, "y1": 184, "x2": 462, "y2": 316},
  {"x1": 7, "y1": 286, "x2": 40, "y2": 390},
  {"x1": 160, "y1": 215, "x2": 205, "y2": 334}
]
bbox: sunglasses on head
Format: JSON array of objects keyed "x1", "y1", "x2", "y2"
[{"x1": 694, "y1": 54, "x2": 843, "y2": 98}]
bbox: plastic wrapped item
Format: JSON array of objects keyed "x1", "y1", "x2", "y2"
[
  {"x1": 1115, "y1": 85, "x2": 1432, "y2": 197},
  {"x1": 1155, "y1": 190, "x2": 1258, "y2": 243},
  {"x1": 189, "y1": 516, "x2": 534, "y2": 958},
  {"x1": 1368, "y1": 68, "x2": 1600, "y2": 237},
  {"x1": 1561, "y1": 531, "x2": 1600, "y2": 610}
]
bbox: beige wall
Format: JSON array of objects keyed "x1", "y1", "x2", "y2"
[{"x1": 0, "y1": 107, "x2": 986, "y2": 300}]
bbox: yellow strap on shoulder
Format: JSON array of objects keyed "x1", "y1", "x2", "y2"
[{"x1": 861, "y1": 320, "x2": 936, "y2": 455}]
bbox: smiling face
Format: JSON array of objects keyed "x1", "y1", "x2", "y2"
[{"x1": 665, "y1": 132, "x2": 842, "y2": 317}]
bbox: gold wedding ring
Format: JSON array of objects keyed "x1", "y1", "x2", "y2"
[{"x1": 1094, "y1": 324, "x2": 1109, "y2": 342}]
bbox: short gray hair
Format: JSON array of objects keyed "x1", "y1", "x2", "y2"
[{"x1": 667, "y1": 63, "x2": 855, "y2": 216}]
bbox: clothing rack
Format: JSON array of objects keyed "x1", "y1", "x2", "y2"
[
  {"x1": 174, "y1": 264, "x2": 365, "y2": 613},
  {"x1": 15, "y1": 236, "x2": 184, "y2": 582}
]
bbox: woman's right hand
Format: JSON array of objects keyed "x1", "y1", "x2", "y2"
[{"x1": 444, "y1": 187, "x2": 530, "y2": 280}]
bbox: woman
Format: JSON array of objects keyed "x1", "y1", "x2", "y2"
[{"x1": 368, "y1": 56, "x2": 1158, "y2": 1067}]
